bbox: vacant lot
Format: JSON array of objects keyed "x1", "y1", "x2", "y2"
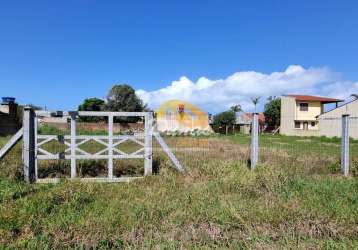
[{"x1": 0, "y1": 134, "x2": 357, "y2": 249}]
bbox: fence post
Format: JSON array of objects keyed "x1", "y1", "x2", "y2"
[
  {"x1": 341, "y1": 114, "x2": 350, "y2": 176},
  {"x1": 23, "y1": 106, "x2": 36, "y2": 183},
  {"x1": 70, "y1": 112, "x2": 77, "y2": 178},
  {"x1": 108, "y1": 114, "x2": 114, "y2": 179},
  {"x1": 34, "y1": 114, "x2": 38, "y2": 180},
  {"x1": 144, "y1": 112, "x2": 153, "y2": 175},
  {"x1": 250, "y1": 113, "x2": 259, "y2": 169}
]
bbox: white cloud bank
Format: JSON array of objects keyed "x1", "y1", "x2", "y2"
[{"x1": 136, "y1": 65, "x2": 358, "y2": 113}]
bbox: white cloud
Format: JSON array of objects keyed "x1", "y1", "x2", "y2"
[{"x1": 136, "y1": 65, "x2": 358, "y2": 113}]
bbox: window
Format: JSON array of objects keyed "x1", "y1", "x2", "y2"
[
  {"x1": 311, "y1": 122, "x2": 316, "y2": 127},
  {"x1": 299, "y1": 103, "x2": 309, "y2": 111},
  {"x1": 295, "y1": 121, "x2": 301, "y2": 129}
]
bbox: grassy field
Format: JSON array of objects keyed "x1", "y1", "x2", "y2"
[{"x1": 0, "y1": 133, "x2": 358, "y2": 249}]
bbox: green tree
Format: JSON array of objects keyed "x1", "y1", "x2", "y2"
[
  {"x1": 78, "y1": 98, "x2": 105, "y2": 122},
  {"x1": 230, "y1": 104, "x2": 242, "y2": 113},
  {"x1": 264, "y1": 96, "x2": 281, "y2": 128},
  {"x1": 106, "y1": 84, "x2": 147, "y2": 122},
  {"x1": 78, "y1": 98, "x2": 105, "y2": 112},
  {"x1": 106, "y1": 84, "x2": 146, "y2": 112},
  {"x1": 213, "y1": 110, "x2": 236, "y2": 126}
]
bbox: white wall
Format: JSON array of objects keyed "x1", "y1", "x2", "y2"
[{"x1": 319, "y1": 99, "x2": 358, "y2": 139}]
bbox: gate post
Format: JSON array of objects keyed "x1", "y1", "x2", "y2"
[
  {"x1": 144, "y1": 112, "x2": 153, "y2": 175},
  {"x1": 70, "y1": 112, "x2": 77, "y2": 178},
  {"x1": 250, "y1": 113, "x2": 259, "y2": 169},
  {"x1": 23, "y1": 106, "x2": 36, "y2": 183},
  {"x1": 341, "y1": 114, "x2": 350, "y2": 176},
  {"x1": 108, "y1": 114, "x2": 114, "y2": 179}
]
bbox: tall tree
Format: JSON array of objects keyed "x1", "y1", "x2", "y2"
[
  {"x1": 264, "y1": 96, "x2": 281, "y2": 128},
  {"x1": 106, "y1": 84, "x2": 146, "y2": 112},
  {"x1": 78, "y1": 98, "x2": 105, "y2": 112},
  {"x1": 251, "y1": 97, "x2": 261, "y2": 112},
  {"x1": 78, "y1": 98, "x2": 105, "y2": 122},
  {"x1": 230, "y1": 104, "x2": 242, "y2": 113},
  {"x1": 213, "y1": 110, "x2": 236, "y2": 135},
  {"x1": 106, "y1": 84, "x2": 147, "y2": 122}
]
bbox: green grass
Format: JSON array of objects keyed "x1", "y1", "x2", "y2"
[
  {"x1": 0, "y1": 134, "x2": 357, "y2": 249},
  {"x1": 227, "y1": 133, "x2": 358, "y2": 156}
]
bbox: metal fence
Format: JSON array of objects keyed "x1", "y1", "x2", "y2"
[
  {"x1": 252, "y1": 114, "x2": 358, "y2": 176},
  {"x1": 1, "y1": 111, "x2": 357, "y2": 182}
]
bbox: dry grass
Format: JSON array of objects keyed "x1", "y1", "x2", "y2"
[{"x1": 0, "y1": 135, "x2": 357, "y2": 249}]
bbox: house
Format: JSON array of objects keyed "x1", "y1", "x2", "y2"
[
  {"x1": 235, "y1": 112, "x2": 265, "y2": 134},
  {"x1": 280, "y1": 95, "x2": 342, "y2": 136},
  {"x1": 156, "y1": 100, "x2": 211, "y2": 132},
  {"x1": 318, "y1": 98, "x2": 358, "y2": 139},
  {"x1": 0, "y1": 97, "x2": 21, "y2": 135}
]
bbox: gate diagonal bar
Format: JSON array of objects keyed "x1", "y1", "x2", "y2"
[{"x1": 22, "y1": 110, "x2": 184, "y2": 183}]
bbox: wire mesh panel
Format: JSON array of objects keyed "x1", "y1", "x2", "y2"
[
  {"x1": 258, "y1": 116, "x2": 342, "y2": 175},
  {"x1": 0, "y1": 131, "x2": 23, "y2": 179},
  {"x1": 349, "y1": 117, "x2": 358, "y2": 176},
  {"x1": 151, "y1": 132, "x2": 250, "y2": 177}
]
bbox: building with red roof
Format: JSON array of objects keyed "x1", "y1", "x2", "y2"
[{"x1": 280, "y1": 94, "x2": 343, "y2": 136}]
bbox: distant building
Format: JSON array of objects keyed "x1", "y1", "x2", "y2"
[
  {"x1": 280, "y1": 95, "x2": 342, "y2": 136},
  {"x1": 156, "y1": 100, "x2": 211, "y2": 132},
  {"x1": 318, "y1": 98, "x2": 358, "y2": 139},
  {"x1": 0, "y1": 97, "x2": 21, "y2": 135},
  {"x1": 235, "y1": 111, "x2": 265, "y2": 134}
]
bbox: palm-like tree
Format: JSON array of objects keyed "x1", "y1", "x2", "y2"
[
  {"x1": 230, "y1": 104, "x2": 242, "y2": 113},
  {"x1": 251, "y1": 97, "x2": 261, "y2": 112}
]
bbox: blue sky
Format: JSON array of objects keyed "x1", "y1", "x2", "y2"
[{"x1": 1, "y1": 1, "x2": 358, "y2": 112}]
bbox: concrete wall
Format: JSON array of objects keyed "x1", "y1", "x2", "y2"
[
  {"x1": 319, "y1": 99, "x2": 358, "y2": 139},
  {"x1": 0, "y1": 114, "x2": 20, "y2": 135},
  {"x1": 0, "y1": 103, "x2": 20, "y2": 135},
  {"x1": 280, "y1": 96, "x2": 296, "y2": 136}
]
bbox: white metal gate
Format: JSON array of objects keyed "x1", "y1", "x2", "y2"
[
  {"x1": 28, "y1": 110, "x2": 153, "y2": 183},
  {"x1": 22, "y1": 108, "x2": 184, "y2": 183}
]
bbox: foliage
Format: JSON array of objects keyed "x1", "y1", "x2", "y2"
[
  {"x1": 264, "y1": 96, "x2": 281, "y2": 128},
  {"x1": 230, "y1": 104, "x2": 242, "y2": 113},
  {"x1": 106, "y1": 84, "x2": 146, "y2": 112},
  {"x1": 78, "y1": 98, "x2": 105, "y2": 112},
  {"x1": 78, "y1": 98, "x2": 105, "y2": 122},
  {"x1": 105, "y1": 84, "x2": 147, "y2": 123},
  {"x1": 251, "y1": 96, "x2": 261, "y2": 112},
  {"x1": 213, "y1": 110, "x2": 236, "y2": 126}
]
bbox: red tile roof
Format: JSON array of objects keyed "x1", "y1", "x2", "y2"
[
  {"x1": 244, "y1": 112, "x2": 265, "y2": 123},
  {"x1": 286, "y1": 95, "x2": 343, "y2": 103}
]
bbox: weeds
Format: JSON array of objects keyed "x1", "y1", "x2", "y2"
[{"x1": 0, "y1": 134, "x2": 357, "y2": 248}]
